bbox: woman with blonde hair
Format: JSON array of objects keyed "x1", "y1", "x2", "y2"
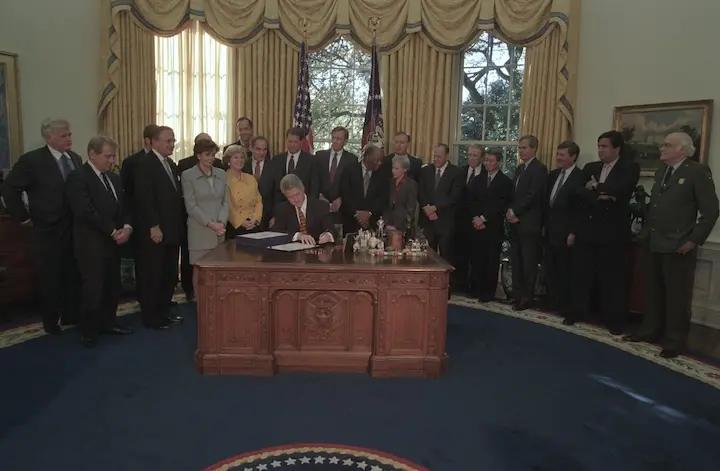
[{"x1": 224, "y1": 144, "x2": 263, "y2": 239}]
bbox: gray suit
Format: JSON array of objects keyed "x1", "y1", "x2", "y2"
[{"x1": 182, "y1": 166, "x2": 229, "y2": 261}]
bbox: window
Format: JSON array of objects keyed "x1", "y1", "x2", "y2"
[
  {"x1": 155, "y1": 23, "x2": 231, "y2": 160},
  {"x1": 309, "y1": 37, "x2": 371, "y2": 157},
  {"x1": 456, "y1": 32, "x2": 524, "y2": 174}
]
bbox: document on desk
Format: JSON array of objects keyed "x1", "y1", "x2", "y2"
[
  {"x1": 237, "y1": 231, "x2": 288, "y2": 240},
  {"x1": 269, "y1": 242, "x2": 317, "y2": 252}
]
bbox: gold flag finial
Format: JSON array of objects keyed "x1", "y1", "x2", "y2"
[
  {"x1": 368, "y1": 16, "x2": 380, "y2": 39},
  {"x1": 299, "y1": 17, "x2": 309, "y2": 41}
]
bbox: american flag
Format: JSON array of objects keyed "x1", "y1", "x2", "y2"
[
  {"x1": 293, "y1": 42, "x2": 314, "y2": 154},
  {"x1": 361, "y1": 42, "x2": 384, "y2": 149}
]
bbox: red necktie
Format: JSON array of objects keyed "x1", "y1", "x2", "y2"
[{"x1": 254, "y1": 160, "x2": 261, "y2": 181}]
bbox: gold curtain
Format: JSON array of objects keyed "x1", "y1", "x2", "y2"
[
  {"x1": 231, "y1": 30, "x2": 300, "y2": 157},
  {"x1": 98, "y1": 10, "x2": 156, "y2": 160},
  {"x1": 382, "y1": 36, "x2": 460, "y2": 162}
]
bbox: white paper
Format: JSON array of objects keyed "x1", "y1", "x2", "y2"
[
  {"x1": 269, "y1": 242, "x2": 317, "y2": 252},
  {"x1": 237, "y1": 231, "x2": 288, "y2": 240}
]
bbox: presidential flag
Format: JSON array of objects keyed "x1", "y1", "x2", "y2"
[
  {"x1": 361, "y1": 42, "x2": 384, "y2": 149},
  {"x1": 293, "y1": 42, "x2": 314, "y2": 154}
]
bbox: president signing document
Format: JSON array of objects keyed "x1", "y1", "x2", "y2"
[{"x1": 272, "y1": 174, "x2": 335, "y2": 245}]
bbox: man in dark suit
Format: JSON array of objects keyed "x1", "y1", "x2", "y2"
[
  {"x1": 570, "y1": 131, "x2": 640, "y2": 334},
  {"x1": 418, "y1": 144, "x2": 463, "y2": 275},
  {"x1": 120, "y1": 124, "x2": 158, "y2": 303},
  {"x1": 506, "y1": 135, "x2": 548, "y2": 310},
  {"x1": 241, "y1": 136, "x2": 274, "y2": 229},
  {"x1": 316, "y1": 126, "x2": 358, "y2": 225},
  {"x1": 269, "y1": 127, "x2": 320, "y2": 208},
  {"x1": 176, "y1": 133, "x2": 223, "y2": 300},
  {"x1": 65, "y1": 136, "x2": 134, "y2": 347},
  {"x1": 338, "y1": 144, "x2": 389, "y2": 235},
  {"x1": 1, "y1": 118, "x2": 83, "y2": 334},
  {"x1": 470, "y1": 147, "x2": 512, "y2": 301},
  {"x1": 272, "y1": 174, "x2": 335, "y2": 244},
  {"x1": 542, "y1": 140, "x2": 586, "y2": 317},
  {"x1": 454, "y1": 144, "x2": 486, "y2": 293},
  {"x1": 223, "y1": 117, "x2": 262, "y2": 160},
  {"x1": 625, "y1": 132, "x2": 719, "y2": 358},
  {"x1": 381, "y1": 132, "x2": 423, "y2": 182},
  {"x1": 133, "y1": 126, "x2": 185, "y2": 330}
]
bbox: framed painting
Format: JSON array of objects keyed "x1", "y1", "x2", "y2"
[
  {"x1": 0, "y1": 51, "x2": 23, "y2": 170},
  {"x1": 613, "y1": 100, "x2": 713, "y2": 176}
]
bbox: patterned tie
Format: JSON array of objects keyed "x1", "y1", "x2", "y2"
[
  {"x1": 550, "y1": 170, "x2": 566, "y2": 206},
  {"x1": 297, "y1": 207, "x2": 307, "y2": 234},
  {"x1": 161, "y1": 157, "x2": 177, "y2": 188},
  {"x1": 435, "y1": 168, "x2": 441, "y2": 189},
  {"x1": 514, "y1": 164, "x2": 524, "y2": 189},
  {"x1": 363, "y1": 168, "x2": 371, "y2": 197},
  {"x1": 329, "y1": 152, "x2": 338, "y2": 184},
  {"x1": 467, "y1": 169, "x2": 476, "y2": 186},
  {"x1": 60, "y1": 154, "x2": 75, "y2": 180},
  {"x1": 288, "y1": 155, "x2": 296, "y2": 174},
  {"x1": 662, "y1": 166, "x2": 673, "y2": 189},
  {"x1": 101, "y1": 172, "x2": 118, "y2": 203},
  {"x1": 599, "y1": 163, "x2": 611, "y2": 183},
  {"x1": 254, "y1": 160, "x2": 261, "y2": 182}
]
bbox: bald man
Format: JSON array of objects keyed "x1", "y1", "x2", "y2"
[{"x1": 625, "y1": 132, "x2": 719, "y2": 358}]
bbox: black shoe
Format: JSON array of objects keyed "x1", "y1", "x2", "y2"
[
  {"x1": 608, "y1": 327, "x2": 624, "y2": 336},
  {"x1": 168, "y1": 301, "x2": 178, "y2": 306},
  {"x1": 80, "y1": 336, "x2": 97, "y2": 348},
  {"x1": 101, "y1": 326, "x2": 134, "y2": 335},
  {"x1": 167, "y1": 314, "x2": 184, "y2": 324},
  {"x1": 43, "y1": 324, "x2": 62, "y2": 335},
  {"x1": 144, "y1": 322, "x2": 171, "y2": 330},
  {"x1": 622, "y1": 334, "x2": 659, "y2": 343},
  {"x1": 659, "y1": 349, "x2": 680, "y2": 359},
  {"x1": 562, "y1": 317, "x2": 576, "y2": 326}
]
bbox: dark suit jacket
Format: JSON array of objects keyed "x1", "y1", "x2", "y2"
[
  {"x1": 381, "y1": 154, "x2": 423, "y2": 182},
  {"x1": 576, "y1": 159, "x2": 640, "y2": 245},
  {"x1": 509, "y1": 157, "x2": 548, "y2": 234},
  {"x1": 417, "y1": 163, "x2": 464, "y2": 235},
  {"x1": 315, "y1": 148, "x2": 358, "y2": 202},
  {"x1": 640, "y1": 159, "x2": 719, "y2": 253},
  {"x1": 177, "y1": 155, "x2": 224, "y2": 174},
  {"x1": 120, "y1": 149, "x2": 148, "y2": 217},
  {"x1": 133, "y1": 151, "x2": 185, "y2": 246},
  {"x1": 383, "y1": 177, "x2": 418, "y2": 230},
  {"x1": 1, "y1": 145, "x2": 83, "y2": 234},
  {"x1": 242, "y1": 158, "x2": 274, "y2": 228},
  {"x1": 457, "y1": 165, "x2": 482, "y2": 223},
  {"x1": 543, "y1": 166, "x2": 587, "y2": 247},
  {"x1": 270, "y1": 151, "x2": 320, "y2": 202},
  {"x1": 272, "y1": 197, "x2": 334, "y2": 241},
  {"x1": 338, "y1": 161, "x2": 390, "y2": 233},
  {"x1": 469, "y1": 169, "x2": 512, "y2": 240},
  {"x1": 65, "y1": 163, "x2": 131, "y2": 258},
  {"x1": 223, "y1": 140, "x2": 268, "y2": 161}
]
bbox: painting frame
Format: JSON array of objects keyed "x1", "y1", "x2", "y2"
[
  {"x1": 612, "y1": 100, "x2": 713, "y2": 177},
  {"x1": 0, "y1": 51, "x2": 23, "y2": 170}
]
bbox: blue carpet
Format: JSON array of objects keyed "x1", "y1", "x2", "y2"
[{"x1": 0, "y1": 304, "x2": 719, "y2": 471}]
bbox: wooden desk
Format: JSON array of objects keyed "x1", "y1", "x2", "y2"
[
  {"x1": 0, "y1": 214, "x2": 36, "y2": 305},
  {"x1": 195, "y1": 242, "x2": 453, "y2": 378}
]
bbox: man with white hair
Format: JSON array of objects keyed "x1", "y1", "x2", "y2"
[
  {"x1": 625, "y1": 132, "x2": 719, "y2": 358},
  {"x1": 1, "y1": 118, "x2": 83, "y2": 334}
]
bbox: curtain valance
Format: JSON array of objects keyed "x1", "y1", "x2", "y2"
[{"x1": 108, "y1": 0, "x2": 572, "y2": 52}]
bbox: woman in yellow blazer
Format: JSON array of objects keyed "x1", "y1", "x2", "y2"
[{"x1": 224, "y1": 144, "x2": 263, "y2": 239}]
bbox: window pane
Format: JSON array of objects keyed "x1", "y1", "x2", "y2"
[
  {"x1": 508, "y1": 105, "x2": 521, "y2": 141},
  {"x1": 498, "y1": 146, "x2": 519, "y2": 176},
  {"x1": 484, "y1": 69, "x2": 509, "y2": 104},
  {"x1": 460, "y1": 106, "x2": 484, "y2": 141},
  {"x1": 484, "y1": 106, "x2": 509, "y2": 141},
  {"x1": 455, "y1": 144, "x2": 469, "y2": 167}
]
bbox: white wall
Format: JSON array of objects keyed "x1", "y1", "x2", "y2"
[
  {"x1": 575, "y1": 0, "x2": 720, "y2": 328},
  {"x1": 575, "y1": 0, "x2": 720, "y2": 242},
  {"x1": 0, "y1": 0, "x2": 100, "y2": 162}
]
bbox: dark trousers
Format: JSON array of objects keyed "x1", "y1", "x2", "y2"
[
  {"x1": 572, "y1": 240, "x2": 628, "y2": 330},
  {"x1": 33, "y1": 229, "x2": 80, "y2": 327},
  {"x1": 77, "y1": 252, "x2": 121, "y2": 338},
  {"x1": 136, "y1": 240, "x2": 179, "y2": 326},
  {"x1": 544, "y1": 242, "x2": 574, "y2": 315},
  {"x1": 130, "y1": 233, "x2": 144, "y2": 303},
  {"x1": 453, "y1": 221, "x2": 473, "y2": 291},
  {"x1": 509, "y1": 229, "x2": 541, "y2": 303},
  {"x1": 424, "y1": 223, "x2": 455, "y2": 273},
  {"x1": 639, "y1": 248, "x2": 697, "y2": 350},
  {"x1": 471, "y1": 231, "x2": 503, "y2": 300},
  {"x1": 179, "y1": 231, "x2": 193, "y2": 296}
]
